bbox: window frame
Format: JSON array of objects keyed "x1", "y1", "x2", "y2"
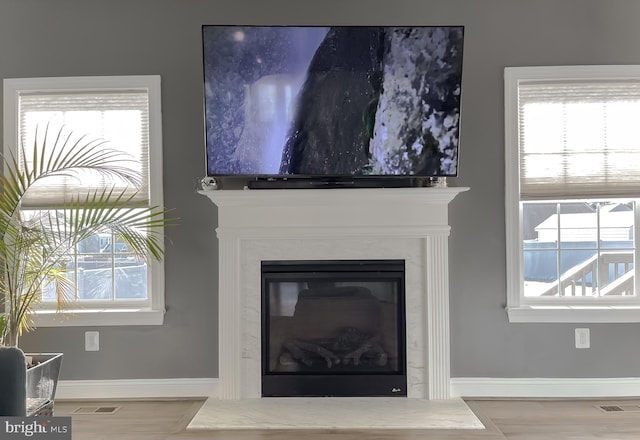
[
  {"x1": 3, "y1": 75, "x2": 165, "y2": 326},
  {"x1": 505, "y1": 65, "x2": 640, "y2": 323}
]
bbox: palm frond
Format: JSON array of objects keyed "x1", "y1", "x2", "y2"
[{"x1": 0, "y1": 125, "x2": 172, "y2": 346}]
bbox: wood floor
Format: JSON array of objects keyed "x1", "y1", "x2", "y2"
[{"x1": 53, "y1": 398, "x2": 640, "y2": 440}]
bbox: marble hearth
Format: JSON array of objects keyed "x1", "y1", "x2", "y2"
[{"x1": 193, "y1": 186, "x2": 478, "y2": 429}]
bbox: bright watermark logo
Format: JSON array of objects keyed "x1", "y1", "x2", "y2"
[{"x1": 0, "y1": 417, "x2": 71, "y2": 439}]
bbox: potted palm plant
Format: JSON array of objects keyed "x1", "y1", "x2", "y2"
[{"x1": 0, "y1": 124, "x2": 170, "y2": 415}]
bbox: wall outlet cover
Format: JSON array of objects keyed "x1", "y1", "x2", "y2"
[
  {"x1": 575, "y1": 328, "x2": 590, "y2": 348},
  {"x1": 85, "y1": 331, "x2": 100, "y2": 351}
]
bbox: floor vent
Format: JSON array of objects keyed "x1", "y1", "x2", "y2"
[
  {"x1": 596, "y1": 404, "x2": 640, "y2": 413},
  {"x1": 598, "y1": 405, "x2": 624, "y2": 412},
  {"x1": 73, "y1": 406, "x2": 120, "y2": 415}
]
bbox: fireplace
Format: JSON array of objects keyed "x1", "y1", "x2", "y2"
[
  {"x1": 198, "y1": 186, "x2": 467, "y2": 401},
  {"x1": 262, "y1": 259, "x2": 406, "y2": 397}
]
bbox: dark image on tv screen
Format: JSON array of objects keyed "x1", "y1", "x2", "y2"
[{"x1": 202, "y1": 25, "x2": 464, "y2": 178}]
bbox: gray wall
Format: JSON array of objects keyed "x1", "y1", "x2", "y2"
[{"x1": 3, "y1": 0, "x2": 640, "y2": 381}]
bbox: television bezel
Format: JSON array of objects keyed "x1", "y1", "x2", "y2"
[{"x1": 201, "y1": 24, "x2": 464, "y2": 184}]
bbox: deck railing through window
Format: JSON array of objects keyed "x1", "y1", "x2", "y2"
[{"x1": 539, "y1": 251, "x2": 634, "y2": 297}]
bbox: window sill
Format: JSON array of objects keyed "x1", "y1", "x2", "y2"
[
  {"x1": 32, "y1": 308, "x2": 165, "y2": 327},
  {"x1": 507, "y1": 305, "x2": 640, "y2": 323}
]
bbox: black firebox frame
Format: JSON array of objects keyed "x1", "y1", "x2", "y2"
[{"x1": 261, "y1": 259, "x2": 407, "y2": 397}]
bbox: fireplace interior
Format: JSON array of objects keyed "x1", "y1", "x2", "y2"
[{"x1": 261, "y1": 259, "x2": 406, "y2": 397}]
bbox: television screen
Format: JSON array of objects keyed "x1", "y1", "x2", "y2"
[{"x1": 202, "y1": 25, "x2": 464, "y2": 179}]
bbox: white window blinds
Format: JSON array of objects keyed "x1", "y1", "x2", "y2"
[
  {"x1": 518, "y1": 79, "x2": 640, "y2": 200},
  {"x1": 17, "y1": 89, "x2": 150, "y2": 208}
]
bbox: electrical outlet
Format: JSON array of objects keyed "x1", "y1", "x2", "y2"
[
  {"x1": 85, "y1": 331, "x2": 99, "y2": 351},
  {"x1": 575, "y1": 328, "x2": 590, "y2": 348}
]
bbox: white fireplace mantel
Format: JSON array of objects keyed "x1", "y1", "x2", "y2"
[{"x1": 199, "y1": 186, "x2": 468, "y2": 400}]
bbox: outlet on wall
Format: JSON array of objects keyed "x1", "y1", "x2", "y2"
[
  {"x1": 85, "y1": 331, "x2": 99, "y2": 351},
  {"x1": 575, "y1": 328, "x2": 590, "y2": 348}
]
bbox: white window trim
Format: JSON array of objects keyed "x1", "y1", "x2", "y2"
[
  {"x1": 505, "y1": 65, "x2": 640, "y2": 323},
  {"x1": 3, "y1": 75, "x2": 165, "y2": 327}
]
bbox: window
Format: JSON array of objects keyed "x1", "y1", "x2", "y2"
[
  {"x1": 505, "y1": 66, "x2": 640, "y2": 323},
  {"x1": 3, "y1": 76, "x2": 165, "y2": 326}
]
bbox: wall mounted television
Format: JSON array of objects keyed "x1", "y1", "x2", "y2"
[{"x1": 202, "y1": 25, "x2": 464, "y2": 188}]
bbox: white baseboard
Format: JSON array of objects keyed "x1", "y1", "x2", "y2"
[
  {"x1": 56, "y1": 378, "x2": 218, "y2": 400},
  {"x1": 57, "y1": 377, "x2": 640, "y2": 400},
  {"x1": 451, "y1": 377, "x2": 640, "y2": 398}
]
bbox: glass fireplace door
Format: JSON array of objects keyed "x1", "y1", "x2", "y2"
[{"x1": 262, "y1": 260, "x2": 406, "y2": 397}]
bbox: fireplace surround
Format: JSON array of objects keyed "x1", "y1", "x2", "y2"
[{"x1": 199, "y1": 186, "x2": 467, "y2": 401}]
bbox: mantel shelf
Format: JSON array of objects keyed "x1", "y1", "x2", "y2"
[{"x1": 199, "y1": 186, "x2": 469, "y2": 207}]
